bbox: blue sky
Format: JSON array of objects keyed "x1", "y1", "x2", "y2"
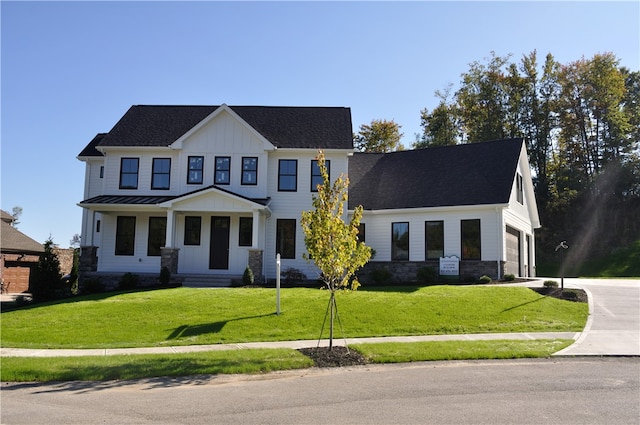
[{"x1": 1, "y1": 1, "x2": 638, "y2": 246}]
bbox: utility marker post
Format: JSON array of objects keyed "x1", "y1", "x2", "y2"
[
  {"x1": 276, "y1": 253, "x2": 281, "y2": 315},
  {"x1": 555, "y1": 241, "x2": 569, "y2": 289}
]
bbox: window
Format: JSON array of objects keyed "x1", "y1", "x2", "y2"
[
  {"x1": 214, "y1": 156, "x2": 231, "y2": 185},
  {"x1": 392, "y1": 222, "x2": 409, "y2": 261},
  {"x1": 357, "y1": 223, "x2": 366, "y2": 243},
  {"x1": 99, "y1": 166, "x2": 104, "y2": 179},
  {"x1": 278, "y1": 159, "x2": 298, "y2": 191},
  {"x1": 119, "y1": 158, "x2": 139, "y2": 189},
  {"x1": 96, "y1": 220, "x2": 101, "y2": 233},
  {"x1": 147, "y1": 217, "x2": 167, "y2": 256},
  {"x1": 184, "y1": 216, "x2": 201, "y2": 245},
  {"x1": 115, "y1": 216, "x2": 136, "y2": 255},
  {"x1": 311, "y1": 159, "x2": 330, "y2": 192},
  {"x1": 242, "y1": 157, "x2": 258, "y2": 185},
  {"x1": 187, "y1": 156, "x2": 204, "y2": 184},
  {"x1": 461, "y1": 219, "x2": 481, "y2": 260},
  {"x1": 276, "y1": 219, "x2": 296, "y2": 259},
  {"x1": 516, "y1": 173, "x2": 524, "y2": 204},
  {"x1": 151, "y1": 158, "x2": 171, "y2": 190},
  {"x1": 239, "y1": 217, "x2": 253, "y2": 246},
  {"x1": 425, "y1": 221, "x2": 444, "y2": 259}
]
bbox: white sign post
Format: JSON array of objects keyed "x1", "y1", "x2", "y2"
[
  {"x1": 276, "y1": 253, "x2": 281, "y2": 315},
  {"x1": 439, "y1": 256, "x2": 460, "y2": 281}
]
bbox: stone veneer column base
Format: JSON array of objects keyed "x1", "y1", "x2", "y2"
[
  {"x1": 248, "y1": 249, "x2": 264, "y2": 284},
  {"x1": 160, "y1": 248, "x2": 180, "y2": 274}
]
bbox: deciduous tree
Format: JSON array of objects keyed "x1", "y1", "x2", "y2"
[
  {"x1": 354, "y1": 119, "x2": 404, "y2": 152},
  {"x1": 301, "y1": 151, "x2": 371, "y2": 348}
]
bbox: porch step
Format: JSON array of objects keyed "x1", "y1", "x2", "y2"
[{"x1": 180, "y1": 274, "x2": 238, "y2": 288}]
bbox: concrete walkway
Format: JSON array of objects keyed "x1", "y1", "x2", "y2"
[{"x1": 1, "y1": 278, "x2": 637, "y2": 358}]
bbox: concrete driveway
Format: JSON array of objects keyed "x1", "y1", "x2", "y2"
[{"x1": 551, "y1": 278, "x2": 640, "y2": 356}]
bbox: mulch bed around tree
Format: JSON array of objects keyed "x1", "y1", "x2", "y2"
[
  {"x1": 298, "y1": 346, "x2": 369, "y2": 368},
  {"x1": 531, "y1": 287, "x2": 588, "y2": 303}
]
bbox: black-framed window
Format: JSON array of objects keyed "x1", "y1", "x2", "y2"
[
  {"x1": 357, "y1": 223, "x2": 366, "y2": 243},
  {"x1": 242, "y1": 157, "x2": 258, "y2": 185},
  {"x1": 96, "y1": 220, "x2": 101, "y2": 233},
  {"x1": 425, "y1": 221, "x2": 444, "y2": 259},
  {"x1": 99, "y1": 166, "x2": 104, "y2": 179},
  {"x1": 151, "y1": 158, "x2": 171, "y2": 190},
  {"x1": 461, "y1": 219, "x2": 481, "y2": 260},
  {"x1": 239, "y1": 217, "x2": 253, "y2": 247},
  {"x1": 147, "y1": 217, "x2": 167, "y2": 256},
  {"x1": 311, "y1": 159, "x2": 330, "y2": 192},
  {"x1": 184, "y1": 216, "x2": 201, "y2": 245},
  {"x1": 115, "y1": 216, "x2": 136, "y2": 255},
  {"x1": 392, "y1": 222, "x2": 409, "y2": 261},
  {"x1": 516, "y1": 173, "x2": 524, "y2": 204},
  {"x1": 119, "y1": 158, "x2": 139, "y2": 189},
  {"x1": 278, "y1": 159, "x2": 298, "y2": 191},
  {"x1": 187, "y1": 156, "x2": 204, "y2": 184},
  {"x1": 215, "y1": 156, "x2": 230, "y2": 185},
  {"x1": 276, "y1": 219, "x2": 296, "y2": 259}
]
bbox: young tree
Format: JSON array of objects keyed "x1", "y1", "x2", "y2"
[
  {"x1": 11, "y1": 206, "x2": 22, "y2": 228},
  {"x1": 301, "y1": 151, "x2": 372, "y2": 349},
  {"x1": 33, "y1": 238, "x2": 64, "y2": 301},
  {"x1": 354, "y1": 119, "x2": 404, "y2": 152}
]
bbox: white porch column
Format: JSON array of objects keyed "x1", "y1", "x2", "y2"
[
  {"x1": 252, "y1": 209, "x2": 260, "y2": 248},
  {"x1": 165, "y1": 209, "x2": 175, "y2": 247}
]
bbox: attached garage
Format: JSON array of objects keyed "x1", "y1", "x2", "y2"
[
  {"x1": 1, "y1": 210, "x2": 44, "y2": 294},
  {"x1": 505, "y1": 226, "x2": 521, "y2": 276}
]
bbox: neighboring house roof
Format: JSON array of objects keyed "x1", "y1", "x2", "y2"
[
  {"x1": 78, "y1": 105, "x2": 353, "y2": 156},
  {"x1": 0, "y1": 220, "x2": 44, "y2": 254},
  {"x1": 1, "y1": 210, "x2": 14, "y2": 223},
  {"x1": 349, "y1": 138, "x2": 525, "y2": 210}
]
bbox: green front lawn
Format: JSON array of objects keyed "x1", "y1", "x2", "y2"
[{"x1": 1, "y1": 286, "x2": 587, "y2": 349}]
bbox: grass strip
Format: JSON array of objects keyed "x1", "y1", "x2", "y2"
[
  {"x1": 352, "y1": 339, "x2": 574, "y2": 363},
  {"x1": 1, "y1": 286, "x2": 588, "y2": 349},
  {"x1": 0, "y1": 348, "x2": 313, "y2": 382}
]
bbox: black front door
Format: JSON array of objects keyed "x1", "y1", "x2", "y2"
[{"x1": 209, "y1": 216, "x2": 230, "y2": 269}]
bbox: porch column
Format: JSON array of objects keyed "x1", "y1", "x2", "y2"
[
  {"x1": 252, "y1": 210, "x2": 260, "y2": 248},
  {"x1": 164, "y1": 209, "x2": 175, "y2": 247}
]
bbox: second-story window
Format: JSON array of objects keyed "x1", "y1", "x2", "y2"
[
  {"x1": 188, "y1": 156, "x2": 204, "y2": 184},
  {"x1": 215, "y1": 156, "x2": 230, "y2": 185},
  {"x1": 278, "y1": 159, "x2": 297, "y2": 191},
  {"x1": 119, "y1": 158, "x2": 139, "y2": 189},
  {"x1": 242, "y1": 157, "x2": 258, "y2": 185},
  {"x1": 151, "y1": 158, "x2": 171, "y2": 190},
  {"x1": 311, "y1": 159, "x2": 330, "y2": 192}
]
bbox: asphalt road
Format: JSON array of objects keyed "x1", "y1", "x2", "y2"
[{"x1": 2, "y1": 357, "x2": 638, "y2": 425}]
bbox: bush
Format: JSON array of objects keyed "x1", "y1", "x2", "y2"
[
  {"x1": 543, "y1": 280, "x2": 559, "y2": 288},
  {"x1": 369, "y1": 267, "x2": 392, "y2": 285},
  {"x1": 118, "y1": 272, "x2": 139, "y2": 290},
  {"x1": 416, "y1": 267, "x2": 438, "y2": 284},
  {"x1": 82, "y1": 278, "x2": 105, "y2": 294},
  {"x1": 503, "y1": 273, "x2": 516, "y2": 281},
  {"x1": 243, "y1": 266, "x2": 255, "y2": 285},
  {"x1": 282, "y1": 267, "x2": 306, "y2": 286},
  {"x1": 478, "y1": 275, "x2": 492, "y2": 284},
  {"x1": 159, "y1": 267, "x2": 171, "y2": 286}
]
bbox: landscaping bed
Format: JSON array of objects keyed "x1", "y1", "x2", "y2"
[{"x1": 532, "y1": 287, "x2": 588, "y2": 303}]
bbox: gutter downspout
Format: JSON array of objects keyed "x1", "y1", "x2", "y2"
[{"x1": 496, "y1": 206, "x2": 503, "y2": 280}]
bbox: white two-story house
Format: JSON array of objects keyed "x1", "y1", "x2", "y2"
[{"x1": 77, "y1": 104, "x2": 540, "y2": 286}]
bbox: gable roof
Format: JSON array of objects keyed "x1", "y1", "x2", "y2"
[
  {"x1": 0, "y1": 220, "x2": 44, "y2": 254},
  {"x1": 78, "y1": 105, "x2": 353, "y2": 156},
  {"x1": 348, "y1": 138, "x2": 525, "y2": 210}
]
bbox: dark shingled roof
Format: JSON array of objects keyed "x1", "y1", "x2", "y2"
[
  {"x1": 348, "y1": 139, "x2": 524, "y2": 210},
  {"x1": 0, "y1": 210, "x2": 44, "y2": 254},
  {"x1": 78, "y1": 105, "x2": 353, "y2": 156}
]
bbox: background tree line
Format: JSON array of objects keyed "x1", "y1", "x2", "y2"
[{"x1": 355, "y1": 51, "x2": 639, "y2": 275}]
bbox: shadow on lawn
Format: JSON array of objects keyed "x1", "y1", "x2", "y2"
[{"x1": 166, "y1": 313, "x2": 275, "y2": 340}]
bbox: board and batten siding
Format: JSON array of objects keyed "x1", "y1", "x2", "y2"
[{"x1": 263, "y1": 150, "x2": 350, "y2": 280}]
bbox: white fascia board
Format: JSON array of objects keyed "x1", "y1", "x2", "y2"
[
  {"x1": 349, "y1": 204, "x2": 509, "y2": 215},
  {"x1": 97, "y1": 146, "x2": 171, "y2": 154},
  {"x1": 519, "y1": 143, "x2": 541, "y2": 228},
  {"x1": 169, "y1": 104, "x2": 276, "y2": 151},
  {"x1": 273, "y1": 148, "x2": 353, "y2": 155}
]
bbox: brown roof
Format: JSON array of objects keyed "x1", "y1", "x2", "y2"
[{"x1": 1, "y1": 220, "x2": 44, "y2": 254}]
